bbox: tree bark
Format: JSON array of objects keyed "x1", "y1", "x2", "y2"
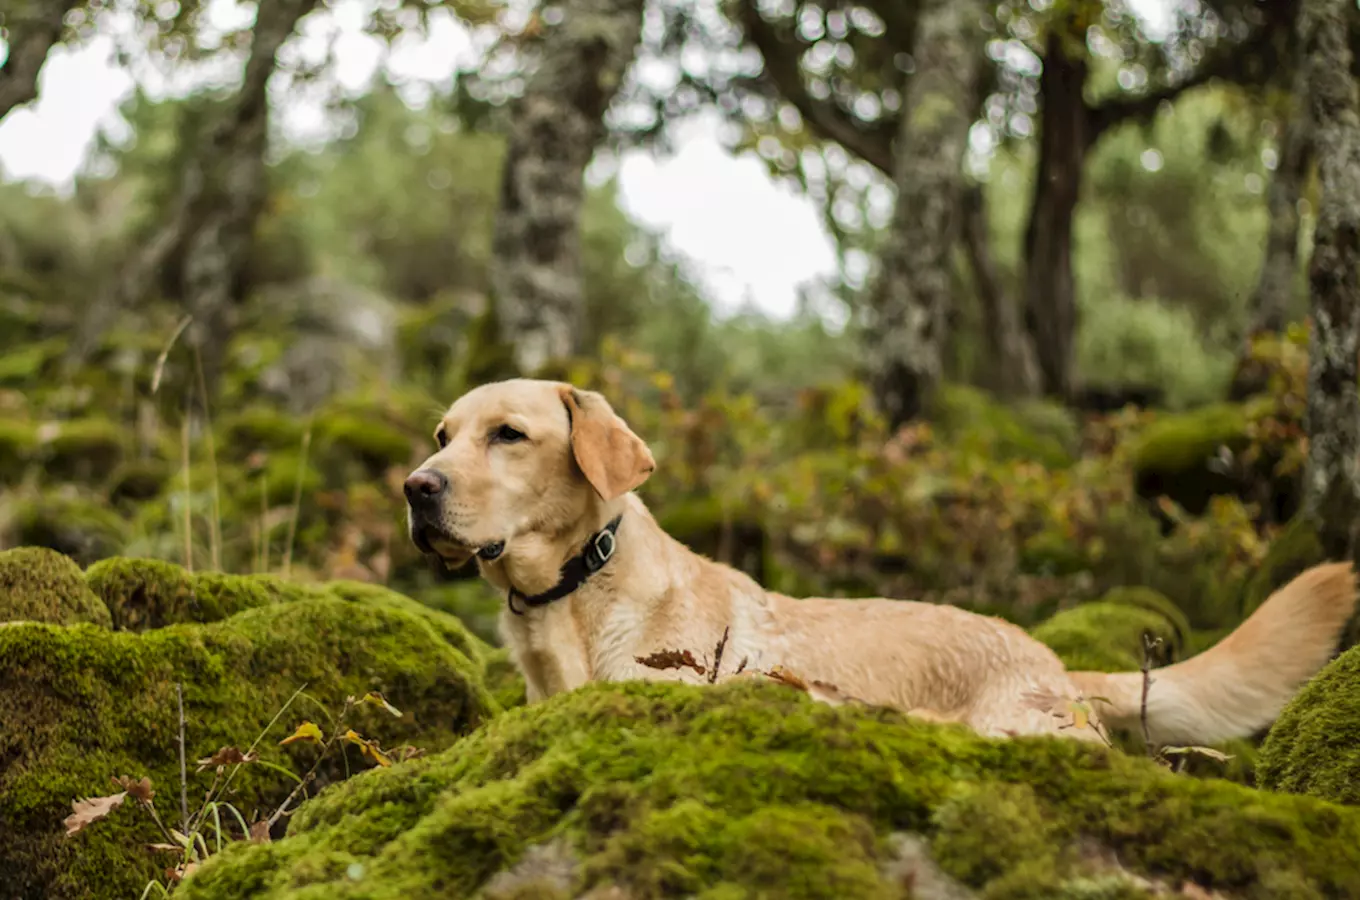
[
  {"x1": 0, "y1": 0, "x2": 82, "y2": 122},
  {"x1": 1250, "y1": 67, "x2": 1313, "y2": 335},
  {"x1": 961, "y1": 184, "x2": 1041, "y2": 398},
  {"x1": 866, "y1": 0, "x2": 981, "y2": 428},
  {"x1": 490, "y1": 0, "x2": 645, "y2": 376},
  {"x1": 1300, "y1": 0, "x2": 1360, "y2": 560},
  {"x1": 1022, "y1": 32, "x2": 1093, "y2": 403},
  {"x1": 179, "y1": 0, "x2": 318, "y2": 392}
]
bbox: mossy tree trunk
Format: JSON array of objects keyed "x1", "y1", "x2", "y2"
[
  {"x1": 0, "y1": 0, "x2": 82, "y2": 121},
  {"x1": 178, "y1": 0, "x2": 319, "y2": 394},
  {"x1": 1300, "y1": 0, "x2": 1360, "y2": 560},
  {"x1": 1022, "y1": 31, "x2": 1091, "y2": 403},
  {"x1": 866, "y1": 0, "x2": 981, "y2": 429},
  {"x1": 1250, "y1": 50, "x2": 1314, "y2": 336},
  {"x1": 490, "y1": 0, "x2": 645, "y2": 377}
]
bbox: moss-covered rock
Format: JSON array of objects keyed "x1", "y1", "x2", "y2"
[
  {"x1": 0, "y1": 547, "x2": 111, "y2": 626},
  {"x1": 106, "y1": 458, "x2": 172, "y2": 506},
  {"x1": 38, "y1": 418, "x2": 128, "y2": 482},
  {"x1": 4, "y1": 491, "x2": 131, "y2": 566},
  {"x1": 1031, "y1": 596, "x2": 1182, "y2": 674},
  {"x1": 0, "y1": 418, "x2": 38, "y2": 481},
  {"x1": 0, "y1": 593, "x2": 498, "y2": 900},
  {"x1": 929, "y1": 384, "x2": 1079, "y2": 468},
  {"x1": 178, "y1": 680, "x2": 1360, "y2": 900},
  {"x1": 87, "y1": 556, "x2": 314, "y2": 631},
  {"x1": 1258, "y1": 643, "x2": 1360, "y2": 807},
  {"x1": 220, "y1": 406, "x2": 306, "y2": 456}
]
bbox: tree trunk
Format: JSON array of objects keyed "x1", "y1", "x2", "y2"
[
  {"x1": 866, "y1": 0, "x2": 981, "y2": 429},
  {"x1": 0, "y1": 0, "x2": 81, "y2": 121},
  {"x1": 961, "y1": 184, "x2": 1041, "y2": 397},
  {"x1": 1300, "y1": 0, "x2": 1360, "y2": 560},
  {"x1": 179, "y1": 0, "x2": 319, "y2": 393},
  {"x1": 1250, "y1": 56, "x2": 1314, "y2": 335},
  {"x1": 1022, "y1": 32, "x2": 1092, "y2": 403},
  {"x1": 490, "y1": 0, "x2": 645, "y2": 376}
]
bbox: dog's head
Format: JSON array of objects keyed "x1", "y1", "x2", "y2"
[{"x1": 404, "y1": 379, "x2": 655, "y2": 568}]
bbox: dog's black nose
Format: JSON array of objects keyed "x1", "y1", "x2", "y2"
[{"x1": 404, "y1": 469, "x2": 448, "y2": 506}]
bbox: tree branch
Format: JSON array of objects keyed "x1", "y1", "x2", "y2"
[
  {"x1": 737, "y1": 1, "x2": 895, "y2": 174},
  {"x1": 0, "y1": 0, "x2": 83, "y2": 122},
  {"x1": 1090, "y1": 28, "x2": 1278, "y2": 138}
]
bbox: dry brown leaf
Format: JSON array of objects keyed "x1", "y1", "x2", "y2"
[
  {"x1": 634, "y1": 648, "x2": 706, "y2": 675},
  {"x1": 280, "y1": 721, "x2": 324, "y2": 746},
  {"x1": 195, "y1": 746, "x2": 260, "y2": 772},
  {"x1": 111, "y1": 775, "x2": 154, "y2": 805},
  {"x1": 763, "y1": 665, "x2": 809, "y2": 692},
  {"x1": 249, "y1": 820, "x2": 272, "y2": 843},
  {"x1": 64, "y1": 792, "x2": 128, "y2": 836}
]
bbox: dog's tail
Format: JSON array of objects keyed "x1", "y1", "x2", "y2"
[{"x1": 1069, "y1": 562, "x2": 1358, "y2": 747}]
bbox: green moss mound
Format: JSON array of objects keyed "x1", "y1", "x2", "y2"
[
  {"x1": 0, "y1": 418, "x2": 38, "y2": 481},
  {"x1": 6, "y1": 492, "x2": 131, "y2": 566},
  {"x1": 0, "y1": 547, "x2": 112, "y2": 627},
  {"x1": 0, "y1": 595, "x2": 498, "y2": 900},
  {"x1": 1130, "y1": 403, "x2": 1251, "y2": 475},
  {"x1": 1258, "y1": 643, "x2": 1360, "y2": 807},
  {"x1": 39, "y1": 419, "x2": 128, "y2": 482},
  {"x1": 1031, "y1": 594, "x2": 1183, "y2": 674},
  {"x1": 87, "y1": 556, "x2": 316, "y2": 631},
  {"x1": 179, "y1": 681, "x2": 1360, "y2": 900},
  {"x1": 929, "y1": 384, "x2": 1079, "y2": 468}
]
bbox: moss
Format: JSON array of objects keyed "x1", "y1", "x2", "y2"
[
  {"x1": 178, "y1": 680, "x2": 1360, "y2": 900},
  {"x1": 107, "y1": 458, "x2": 171, "y2": 506},
  {"x1": 411, "y1": 578, "x2": 505, "y2": 647},
  {"x1": 39, "y1": 419, "x2": 128, "y2": 482},
  {"x1": 313, "y1": 413, "x2": 416, "y2": 473},
  {"x1": 220, "y1": 407, "x2": 306, "y2": 455},
  {"x1": 1096, "y1": 586, "x2": 1192, "y2": 650},
  {"x1": 0, "y1": 336, "x2": 64, "y2": 383},
  {"x1": 483, "y1": 646, "x2": 529, "y2": 712},
  {"x1": 929, "y1": 384, "x2": 1078, "y2": 468},
  {"x1": 0, "y1": 547, "x2": 111, "y2": 627},
  {"x1": 1031, "y1": 600, "x2": 1181, "y2": 673},
  {"x1": 1258, "y1": 643, "x2": 1360, "y2": 807},
  {"x1": 86, "y1": 556, "x2": 313, "y2": 631},
  {"x1": 1130, "y1": 403, "x2": 1251, "y2": 475},
  {"x1": 0, "y1": 596, "x2": 497, "y2": 900},
  {"x1": 8, "y1": 493, "x2": 131, "y2": 567},
  {"x1": 0, "y1": 418, "x2": 38, "y2": 480}
]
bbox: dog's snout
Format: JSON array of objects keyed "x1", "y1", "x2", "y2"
[{"x1": 404, "y1": 469, "x2": 448, "y2": 506}]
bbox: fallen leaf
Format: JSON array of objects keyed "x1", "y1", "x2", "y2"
[
  {"x1": 360, "y1": 691, "x2": 403, "y2": 718},
  {"x1": 195, "y1": 746, "x2": 260, "y2": 772},
  {"x1": 249, "y1": 820, "x2": 272, "y2": 843},
  {"x1": 280, "y1": 721, "x2": 324, "y2": 746},
  {"x1": 111, "y1": 775, "x2": 155, "y2": 805},
  {"x1": 64, "y1": 792, "x2": 128, "y2": 836},
  {"x1": 634, "y1": 648, "x2": 706, "y2": 676},
  {"x1": 342, "y1": 729, "x2": 393, "y2": 768},
  {"x1": 147, "y1": 843, "x2": 181, "y2": 853},
  {"x1": 763, "y1": 665, "x2": 809, "y2": 692}
]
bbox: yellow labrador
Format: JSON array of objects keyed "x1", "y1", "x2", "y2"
[{"x1": 404, "y1": 378, "x2": 1357, "y2": 744}]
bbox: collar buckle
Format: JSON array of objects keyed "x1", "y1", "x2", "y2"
[{"x1": 586, "y1": 529, "x2": 616, "y2": 572}]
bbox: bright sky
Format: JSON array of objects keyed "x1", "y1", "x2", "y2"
[{"x1": 0, "y1": 0, "x2": 1171, "y2": 318}]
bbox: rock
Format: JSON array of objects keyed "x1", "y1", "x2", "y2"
[
  {"x1": 1258, "y1": 643, "x2": 1360, "y2": 807},
  {"x1": 176, "y1": 680, "x2": 1360, "y2": 899},
  {"x1": 0, "y1": 547, "x2": 111, "y2": 627},
  {"x1": 1031, "y1": 592, "x2": 1184, "y2": 674},
  {"x1": 0, "y1": 560, "x2": 499, "y2": 900}
]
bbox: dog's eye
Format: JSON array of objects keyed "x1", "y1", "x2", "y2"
[
  {"x1": 492, "y1": 425, "x2": 526, "y2": 444},
  {"x1": 435, "y1": 427, "x2": 448, "y2": 449}
]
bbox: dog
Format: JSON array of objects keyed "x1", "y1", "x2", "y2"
[{"x1": 403, "y1": 378, "x2": 1358, "y2": 744}]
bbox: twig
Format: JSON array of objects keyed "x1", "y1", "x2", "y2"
[
  {"x1": 709, "y1": 627, "x2": 730, "y2": 684},
  {"x1": 176, "y1": 683, "x2": 189, "y2": 834},
  {"x1": 282, "y1": 423, "x2": 313, "y2": 579},
  {"x1": 1140, "y1": 633, "x2": 1163, "y2": 759},
  {"x1": 191, "y1": 344, "x2": 223, "y2": 572},
  {"x1": 266, "y1": 699, "x2": 356, "y2": 829}
]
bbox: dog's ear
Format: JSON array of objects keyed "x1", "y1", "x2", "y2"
[{"x1": 559, "y1": 386, "x2": 655, "y2": 501}]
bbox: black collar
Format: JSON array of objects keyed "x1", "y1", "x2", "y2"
[{"x1": 506, "y1": 515, "x2": 623, "y2": 615}]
